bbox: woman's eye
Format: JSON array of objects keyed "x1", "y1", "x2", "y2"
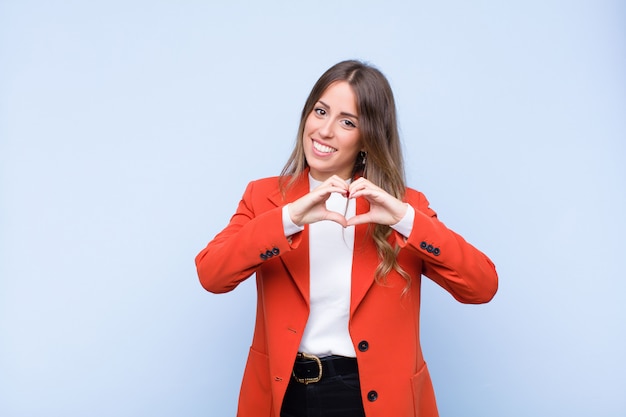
[
  {"x1": 342, "y1": 119, "x2": 357, "y2": 128},
  {"x1": 314, "y1": 108, "x2": 326, "y2": 116}
]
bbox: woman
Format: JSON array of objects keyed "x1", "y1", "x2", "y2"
[{"x1": 195, "y1": 60, "x2": 498, "y2": 417}]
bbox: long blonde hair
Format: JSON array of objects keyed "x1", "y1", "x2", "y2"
[{"x1": 280, "y1": 60, "x2": 411, "y2": 287}]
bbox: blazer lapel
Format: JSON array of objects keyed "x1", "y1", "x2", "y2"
[
  {"x1": 268, "y1": 174, "x2": 311, "y2": 305},
  {"x1": 350, "y1": 197, "x2": 379, "y2": 316}
]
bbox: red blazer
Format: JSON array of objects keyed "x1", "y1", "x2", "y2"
[{"x1": 196, "y1": 173, "x2": 498, "y2": 417}]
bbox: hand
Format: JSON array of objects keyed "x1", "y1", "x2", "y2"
[
  {"x1": 346, "y1": 177, "x2": 408, "y2": 227},
  {"x1": 288, "y1": 175, "x2": 350, "y2": 227}
]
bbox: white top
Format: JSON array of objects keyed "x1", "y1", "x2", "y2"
[{"x1": 282, "y1": 175, "x2": 415, "y2": 357}]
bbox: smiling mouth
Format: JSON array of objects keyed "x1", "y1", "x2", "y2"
[{"x1": 312, "y1": 140, "x2": 337, "y2": 154}]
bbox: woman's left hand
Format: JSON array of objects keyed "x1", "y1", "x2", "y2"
[{"x1": 346, "y1": 177, "x2": 408, "y2": 226}]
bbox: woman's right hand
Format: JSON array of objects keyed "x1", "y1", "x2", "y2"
[{"x1": 287, "y1": 175, "x2": 349, "y2": 227}]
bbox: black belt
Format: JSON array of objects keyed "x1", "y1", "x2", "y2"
[{"x1": 291, "y1": 353, "x2": 358, "y2": 384}]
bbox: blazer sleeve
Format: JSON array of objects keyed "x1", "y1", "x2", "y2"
[
  {"x1": 195, "y1": 180, "x2": 302, "y2": 294},
  {"x1": 396, "y1": 188, "x2": 498, "y2": 304}
]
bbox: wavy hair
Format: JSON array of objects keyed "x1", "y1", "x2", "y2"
[{"x1": 280, "y1": 60, "x2": 410, "y2": 287}]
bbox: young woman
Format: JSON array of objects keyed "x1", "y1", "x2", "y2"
[{"x1": 195, "y1": 60, "x2": 498, "y2": 417}]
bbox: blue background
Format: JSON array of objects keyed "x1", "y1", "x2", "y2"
[{"x1": 1, "y1": 1, "x2": 624, "y2": 415}]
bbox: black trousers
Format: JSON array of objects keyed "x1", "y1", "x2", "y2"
[{"x1": 280, "y1": 363, "x2": 366, "y2": 417}]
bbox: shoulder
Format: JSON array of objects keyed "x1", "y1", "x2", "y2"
[
  {"x1": 240, "y1": 176, "x2": 282, "y2": 201},
  {"x1": 245, "y1": 173, "x2": 308, "y2": 200},
  {"x1": 404, "y1": 186, "x2": 426, "y2": 203},
  {"x1": 404, "y1": 186, "x2": 438, "y2": 218}
]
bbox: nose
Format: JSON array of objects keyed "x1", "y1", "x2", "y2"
[{"x1": 318, "y1": 117, "x2": 334, "y2": 138}]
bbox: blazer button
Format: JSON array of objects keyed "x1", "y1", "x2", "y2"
[
  {"x1": 433, "y1": 247, "x2": 440, "y2": 256},
  {"x1": 367, "y1": 390, "x2": 378, "y2": 402},
  {"x1": 272, "y1": 247, "x2": 280, "y2": 256},
  {"x1": 426, "y1": 244, "x2": 434, "y2": 253},
  {"x1": 358, "y1": 340, "x2": 369, "y2": 352},
  {"x1": 265, "y1": 250, "x2": 274, "y2": 258},
  {"x1": 260, "y1": 253, "x2": 267, "y2": 261},
  {"x1": 420, "y1": 241, "x2": 428, "y2": 250}
]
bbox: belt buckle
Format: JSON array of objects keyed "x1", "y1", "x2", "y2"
[{"x1": 293, "y1": 352, "x2": 322, "y2": 384}]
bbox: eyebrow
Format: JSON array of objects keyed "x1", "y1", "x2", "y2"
[{"x1": 318, "y1": 100, "x2": 359, "y2": 119}]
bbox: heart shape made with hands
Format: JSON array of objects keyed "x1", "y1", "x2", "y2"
[{"x1": 288, "y1": 176, "x2": 408, "y2": 228}]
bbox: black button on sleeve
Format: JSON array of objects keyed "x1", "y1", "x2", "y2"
[
  {"x1": 367, "y1": 390, "x2": 378, "y2": 402},
  {"x1": 272, "y1": 247, "x2": 280, "y2": 256},
  {"x1": 433, "y1": 248, "x2": 440, "y2": 256},
  {"x1": 420, "y1": 241, "x2": 428, "y2": 250},
  {"x1": 426, "y1": 244, "x2": 434, "y2": 253},
  {"x1": 358, "y1": 340, "x2": 369, "y2": 352},
  {"x1": 265, "y1": 250, "x2": 274, "y2": 258},
  {"x1": 260, "y1": 253, "x2": 267, "y2": 261}
]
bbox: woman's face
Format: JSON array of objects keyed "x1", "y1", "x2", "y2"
[{"x1": 302, "y1": 81, "x2": 362, "y2": 181}]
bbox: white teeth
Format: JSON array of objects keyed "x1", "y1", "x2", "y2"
[{"x1": 313, "y1": 140, "x2": 336, "y2": 154}]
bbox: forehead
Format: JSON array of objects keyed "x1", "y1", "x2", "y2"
[{"x1": 318, "y1": 81, "x2": 358, "y2": 113}]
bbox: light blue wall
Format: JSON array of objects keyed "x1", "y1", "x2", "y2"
[{"x1": 1, "y1": 1, "x2": 624, "y2": 416}]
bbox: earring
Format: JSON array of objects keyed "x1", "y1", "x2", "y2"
[
  {"x1": 359, "y1": 151, "x2": 367, "y2": 167},
  {"x1": 358, "y1": 151, "x2": 368, "y2": 177}
]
